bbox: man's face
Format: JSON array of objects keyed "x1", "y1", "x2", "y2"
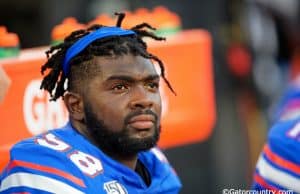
[{"x1": 83, "y1": 54, "x2": 162, "y2": 156}]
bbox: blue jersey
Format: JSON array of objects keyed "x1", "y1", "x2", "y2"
[
  {"x1": 252, "y1": 79, "x2": 300, "y2": 192},
  {"x1": 272, "y1": 82, "x2": 300, "y2": 122},
  {"x1": 252, "y1": 118, "x2": 300, "y2": 192},
  {"x1": 0, "y1": 123, "x2": 182, "y2": 194}
]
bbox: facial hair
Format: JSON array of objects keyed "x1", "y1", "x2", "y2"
[{"x1": 83, "y1": 102, "x2": 160, "y2": 157}]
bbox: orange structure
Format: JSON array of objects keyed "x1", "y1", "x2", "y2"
[
  {"x1": 51, "y1": 17, "x2": 85, "y2": 45},
  {"x1": 0, "y1": 26, "x2": 20, "y2": 58},
  {"x1": 0, "y1": 29, "x2": 215, "y2": 170},
  {"x1": 88, "y1": 6, "x2": 181, "y2": 36}
]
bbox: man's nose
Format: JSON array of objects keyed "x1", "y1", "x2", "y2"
[{"x1": 129, "y1": 86, "x2": 154, "y2": 109}]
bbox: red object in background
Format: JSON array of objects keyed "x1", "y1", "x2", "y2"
[
  {"x1": 226, "y1": 43, "x2": 252, "y2": 78},
  {"x1": 290, "y1": 48, "x2": 300, "y2": 80},
  {"x1": 0, "y1": 30, "x2": 215, "y2": 170}
]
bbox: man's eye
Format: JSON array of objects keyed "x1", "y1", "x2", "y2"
[
  {"x1": 112, "y1": 84, "x2": 128, "y2": 91},
  {"x1": 146, "y1": 82, "x2": 159, "y2": 89}
]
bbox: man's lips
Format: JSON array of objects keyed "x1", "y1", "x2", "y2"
[{"x1": 127, "y1": 114, "x2": 155, "y2": 129}]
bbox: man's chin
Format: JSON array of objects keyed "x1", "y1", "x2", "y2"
[
  {"x1": 128, "y1": 129, "x2": 156, "y2": 139},
  {"x1": 116, "y1": 135, "x2": 159, "y2": 155}
]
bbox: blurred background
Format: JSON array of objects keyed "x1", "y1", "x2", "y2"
[{"x1": 0, "y1": 0, "x2": 299, "y2": 193}]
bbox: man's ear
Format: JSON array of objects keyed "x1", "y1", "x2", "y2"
[{"x1": 63, "y1": 92, "x2": 84, "y2": 121}]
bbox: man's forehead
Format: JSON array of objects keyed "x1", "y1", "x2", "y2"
[{"x1": 93, "y1": 55, "x2": 158, "y2": 77}]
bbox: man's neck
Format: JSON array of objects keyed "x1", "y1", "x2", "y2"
[{"x1": 113, "y1": 154, "x2": 138, "y2": 170}]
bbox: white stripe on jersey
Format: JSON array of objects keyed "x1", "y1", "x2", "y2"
[
  {"x1": 150, "y1": 147, "x2": 168, "y2": 163},
  {"x1": 257, "y1": 155, "x2": 300, "y2": 192},
  {"x1": 0, "y1": 172, "x2": 84, "y2": 194}
]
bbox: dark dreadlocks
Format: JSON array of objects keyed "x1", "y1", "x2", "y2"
[{"x1": 40, "y1": 12, "x2": 175, "y2": 101}]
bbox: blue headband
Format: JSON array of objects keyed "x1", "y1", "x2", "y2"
[{"x1": 62, "y1": 26, "x2": 136, "y2": 76}]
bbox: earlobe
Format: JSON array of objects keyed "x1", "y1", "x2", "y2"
[{"x1": 64, "y1": 92, "x2": 84, "y2": 121}]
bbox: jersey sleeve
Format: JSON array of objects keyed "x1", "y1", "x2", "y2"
[
  {"x1": 0, "y1": 138, "x2": 87, "y2": 194},
  {"x1": 252, "y1": 120, "x2": 300, "y2": 193}
]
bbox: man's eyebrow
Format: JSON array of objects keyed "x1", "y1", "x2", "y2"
[
  {"x1": 144, "y1": 74, "x2": 160, "y2": 81},
  {"x1": 106, "y1": 74, "x2": 160, "y2": 82}
]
